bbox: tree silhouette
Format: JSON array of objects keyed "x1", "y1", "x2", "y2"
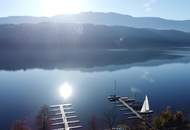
[
  {"x1": 11, "y1": 120, "x2": 31, "y2": 130},
  {"x1": 89, "y1": 116, "x2": 99, "y2": 130},
  {"x1": 152, "y1": 106, "x2": 190, "y2": 130},
  {"x1": 36, "y1": 105, "x2": 51, "y2": 130},
  {"x1": 103, "y1": 108, "x2": 117, "y2": 130}
]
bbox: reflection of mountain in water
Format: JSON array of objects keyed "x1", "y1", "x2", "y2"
[{"x1": 0, "y1": 49, "x2": 189, "y2": 71}]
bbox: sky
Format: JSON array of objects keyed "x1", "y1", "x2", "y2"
[{"x1": 0, "y1": 0, "x2": 189, "y2": 20}]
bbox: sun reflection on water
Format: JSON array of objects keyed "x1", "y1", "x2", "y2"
[{"x1": 59, "y1": 82, "x2": 72, "y2": 99}]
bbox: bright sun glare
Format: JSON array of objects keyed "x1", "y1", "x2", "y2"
[
  {"x1": 59, "y1": 82, "x2": 73, "y2": 99},
  {"x1": 42, "y1": 0, "x2": 82, "y2": 16}
]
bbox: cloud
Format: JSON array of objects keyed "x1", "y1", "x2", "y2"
[
  {"x1": 143, "y1": 0, "x2": 157, "y2": 12},
  {"x1": 141, "y1": 71, "x2": 155, "y2": 83}
]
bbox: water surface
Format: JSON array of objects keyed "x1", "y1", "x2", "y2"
[{"x1": 1, "y1": 50, "x2": 190, "y2": 129}]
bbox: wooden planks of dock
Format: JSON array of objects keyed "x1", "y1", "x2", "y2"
[
  {"x1": 49, "y1": 104, "x2": 82, "y2": 130},
  {"x1": 108, "y1": 95, "x2": 153, "y2": 129}
]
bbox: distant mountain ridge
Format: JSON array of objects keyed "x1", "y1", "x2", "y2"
[
  {"x1": 0, "y1": 12, "x2": 190, "y2": 32},
  {"x1": 0, "y1": 22, "x2": 190, "y2": 51}
]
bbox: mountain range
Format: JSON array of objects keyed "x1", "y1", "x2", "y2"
[
  {"x1": 0, "y1": 12, "x2": 190, "y2": 32},
  {"x1": 0, "y1": 12, "x2": 190, "y2": 70},
  {"x1": 1, "y1": 22, "x2": 190, "y2": 51}
]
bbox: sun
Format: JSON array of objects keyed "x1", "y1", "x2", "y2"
[
  {"x1": 59, "y1": 82, "x2": 73, "y2": 99},
  {"x1": 42, "y1": 0, "x2": 82, "y2": 16}
]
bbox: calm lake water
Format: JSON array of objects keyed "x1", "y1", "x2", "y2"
[{"x1": 1, "y1": 50, "x2": 190, "y2": 129}]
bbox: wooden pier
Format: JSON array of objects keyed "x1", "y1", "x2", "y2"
[
  {"x1": 49, "y1": 104, "x2": 82, "y2": 130},
  {"x1": 119, "y1": 97, "x2": 143, "y2": 120},
  {"x1": 108, "y1": 95, "x2": 153, "y2": 128}
]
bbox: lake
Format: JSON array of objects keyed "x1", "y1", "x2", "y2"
[{"x1": 0, "y1": 49, "x2": 190, "y2": 129}]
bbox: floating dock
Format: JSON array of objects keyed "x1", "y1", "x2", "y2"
[
  {"x1": 49, "y1": 104, "x2": 82, "y2": 130},
  {"x1": 108, "y1": 95, "x2": 153, "y2": 128}
]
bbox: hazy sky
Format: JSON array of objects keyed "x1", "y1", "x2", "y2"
[{"x1": 0, "y1": 0, "x2": 189, "y2": 20}]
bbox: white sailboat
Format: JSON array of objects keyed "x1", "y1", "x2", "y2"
[{"x1": 140, "y1": 95, "x2": 153, "y2": 114}]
